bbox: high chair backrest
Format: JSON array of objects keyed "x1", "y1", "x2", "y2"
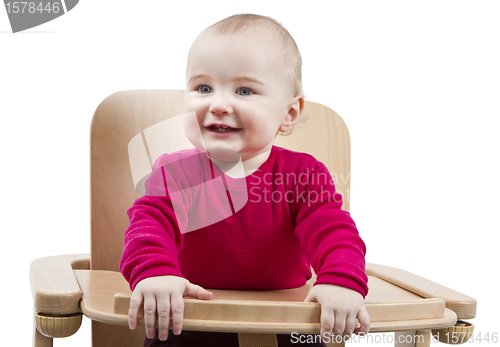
[{"x1": 90, "y1": 90, "x2": 351, "y2": 272}]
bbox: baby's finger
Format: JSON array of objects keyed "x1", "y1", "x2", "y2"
[
  {"x1": 128, "y1": 290, "x2": 143, "y2": 330},
  {"x1": 143, "y1": 295, "x2": 157, "y2": 339},
  {"x1": 185, "y1": 282, "x2": 213, "y2": 300},
  {"x1": 344, "y1": 313, "x2": 357, "y2": 338},
  {"x1": 354, "y1": 307, "x2": 370, "y2": 335},
  {"x1": 170, "y1": 292, "x2": 185, "y2": 335},
  {"x1": 319, "y1": 306, "x2": 334, "y2": 338},
  {"x1": 157, "y1": 296, "x2": 171, "y2": 341},
  {"x1": 333, "y1": 310, "x2": 346, "y2": 337}
]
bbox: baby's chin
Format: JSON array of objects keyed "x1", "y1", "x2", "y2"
[{"x1": 205, "y1": 147, "x2": 241, "y2": 162}]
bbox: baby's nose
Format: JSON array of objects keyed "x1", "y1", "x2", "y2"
[{"x1": 209, "y1": 93, "x2": 233, "y2": 115}]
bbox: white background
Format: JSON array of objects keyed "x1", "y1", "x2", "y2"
[{"x1": 1, "y1": 1, "x2": 499, "y2": 346}]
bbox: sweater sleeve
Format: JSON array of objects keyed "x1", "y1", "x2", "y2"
[
  {"x1": 119, "y1": 155, "x2": 190, "y2": 291},
  {"x1": 292, "y1": 161, "x2": 368, "y2": 297}
]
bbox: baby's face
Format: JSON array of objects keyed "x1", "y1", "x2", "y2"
[{"x1": 183, "y1": 30, "x2": 295, "y2": 162}]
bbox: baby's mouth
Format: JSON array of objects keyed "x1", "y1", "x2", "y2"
[{"x1": 207, "y1": 125, "x2": 241, "y2": 133}]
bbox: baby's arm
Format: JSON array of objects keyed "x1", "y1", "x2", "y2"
[
  {"x1": 122, "y1": 155, "x2": 206, "y2": 340},
  {"x1": 304, "y1": 284, "x2": 369, "y2": 340},
  {"x1": 129, "y1": 275, "x2": 213, "y2": 341},
  {"x1": 291, "y1": 160, "x2": 369, "y2": 339}
]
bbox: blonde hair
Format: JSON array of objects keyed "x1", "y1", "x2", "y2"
[{"x1": 206, "y1": 14, "x2": 303, "y2": 98}]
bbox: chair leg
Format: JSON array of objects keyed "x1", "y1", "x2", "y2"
[
  {"x1": 91, "y1": 321, "x2": 146, "y2": 347},
  {"x1": 395, "y1": 330, "x2": 431, "y2": 347},
  {"x1": 238, "y1": 333, "x2": 278, "y2": 347},
  {"x1": 34, "y1": 328, "x2": 53, "y2": 347},
  {"x1": 33, "y1": 311, "x2": 53, "y2": 347}
]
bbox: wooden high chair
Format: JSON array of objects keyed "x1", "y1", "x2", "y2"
[{"x1": 30, "y1": 90, "x2": 476, "y2": 347}]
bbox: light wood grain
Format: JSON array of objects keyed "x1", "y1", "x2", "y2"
[
  {"x1": 91, "y1": 90, "x2": 184, "y2": 273},
  {"x1": 30, "y1": 254, "x2": 90, "y2": 314},
  {"x1": 113, "y1": 277, "x2": 446, "y2": 323},
  {"x1": 366, "y1": 264, "x2": 476, "y2": 319}
]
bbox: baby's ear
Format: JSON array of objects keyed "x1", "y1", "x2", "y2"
[{"x1": 280, "y1": 95, "x2": 304, "y2": 132}]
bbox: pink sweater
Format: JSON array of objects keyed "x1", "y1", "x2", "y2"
[{"x1": 120, "y1": 145, "x2": 368, "y2": 297}]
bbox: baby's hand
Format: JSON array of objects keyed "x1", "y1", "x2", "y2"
[
  {"x1": 304, "y1": 284, "x2": 370, "y2": 341},
  {"x1": 128, "y1": 275, "x2": 213, "y2": 341}
]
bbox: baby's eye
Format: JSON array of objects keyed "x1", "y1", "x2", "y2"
[
  {"x1": 237, "y1": 87, "x2": 254, "y2": 96},
  {"x1": 198, "y1": 85, "x2": 213, "y2": 94}
]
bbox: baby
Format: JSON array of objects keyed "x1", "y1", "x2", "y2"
[{"x1": 120, "y1": 14, "x2": 370, "y2": 347}]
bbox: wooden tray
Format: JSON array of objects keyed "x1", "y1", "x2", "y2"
[{"x1": 74, "y1": 269, "x2": 459, "y2": 334}]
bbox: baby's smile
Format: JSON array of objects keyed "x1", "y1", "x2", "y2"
[{"x1": 206, "y1": 124, "x2": 242, "y2": 133}]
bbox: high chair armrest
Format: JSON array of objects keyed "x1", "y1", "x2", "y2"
[
  {"x1": 366, "y1": 263, "x2": 476, "y2": 319},
  {"x1": 30, "y1": 254, "x2": 90, "y2": 314}
]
